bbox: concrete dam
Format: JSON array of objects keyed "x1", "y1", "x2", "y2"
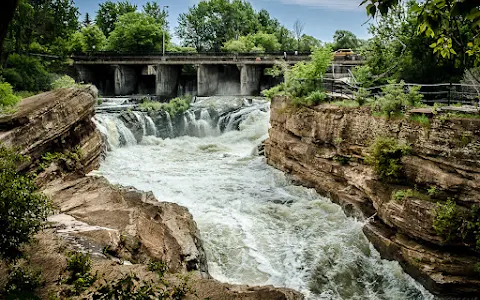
[{"x1": 73, "y1": 53, "x2": 363, "y2": 98}]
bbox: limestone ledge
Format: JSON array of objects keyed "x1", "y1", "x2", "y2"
[
  {"x1": 265, "y1": 96, "x2": 480, "y2": 297},
  {"x1": 0, "y1": 88, "x2": 303, "y2": 300}
]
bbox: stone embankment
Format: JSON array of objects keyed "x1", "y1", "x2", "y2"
[
  {"x1": 0, "y1": 87, "x2": 302, "y2": 300},
  {"x1": 265, "y1": 96, "x2": 480, "y2": 297}
]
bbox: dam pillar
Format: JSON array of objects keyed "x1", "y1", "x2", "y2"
[
  {"x1": 76, "y1": 65, "x2": 95, "y2": 84},
  {"x1": 114, "y1": 65, "x2": 137, "y2": 95},
  {"x1": 240, "y1": 65, "x2": 262, "y2": 96},
  {"x1": 197, "y1": 65, "x2": 219, "y2": 96},
  {"x1": 156, "y1": 65, "x2": 181, "y2": 98}
]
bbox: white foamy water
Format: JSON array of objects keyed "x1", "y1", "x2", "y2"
[{"x1": 96, "y1": 103, "x2": 433, "y2": 300}]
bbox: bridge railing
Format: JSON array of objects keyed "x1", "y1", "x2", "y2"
[
  {"x1": 71, "y1": 51, "x2": 313, "y2": 58},
  {"x1": 292, "y1": 78, "x2": 480, "y2": 105}
]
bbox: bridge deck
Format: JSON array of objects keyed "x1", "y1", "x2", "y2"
[{"x1": 72, "y1": 54, "x2": 365, "y2": 66}]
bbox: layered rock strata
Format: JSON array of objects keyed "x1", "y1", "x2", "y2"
[
  {"x1": 0, "y1": 88, "x2": 302, "y2": 300},
  {"x1": 265, "y1": 96, "x2": 480, "y2": 297}
]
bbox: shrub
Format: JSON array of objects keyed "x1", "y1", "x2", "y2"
[
  {"x1": 0, "y1": 82, "x2": 21, "y2": 107},
  {"x1": 4, "y1": 263, "x2": 44, "y2": 299},
  {"x1": 2, "y1": 54, "x2": 51, "y2": 92},
  {"x1": 91, "y1": 273, "x2": 166, "y2": 299},
  {"x1": 140, "y1": 95, "x2": 191, "y2": 118},
  {"x1": 304, "y1": 90, "x2": 327, "y2": 105},
  {"x1": 409, "y1": 114, "x2": 430, "y2": 127},
  {"x1": 371, "y1": 81, "x2": 423, "y2": 118},
  {"x1": 0, "y1": 146, "x2": 51, "y2": 260},
  {"x1": 392, "y1": 189, "x2": 431, "y2": 201},
  {"x1": 148, "y1": 260, "x2": 168, "y2": 278},
  {"x1": 51, "y1": 75, "x2": 78, "y2": 90},
  {"x1": 433, "y1": 199, "x2": 461, "y2": 241},
  {"x1": 65, "y1": 251, "x2": 97, "y2": 295},
  {"x1": 354, "y1": 87, "x2": 371, "y2": 106},
  {"x1": 365, "y1": 137, "x2": 411, "y2": 182}
]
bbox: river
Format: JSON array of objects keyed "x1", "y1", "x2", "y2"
[{"x1": 94, "y1": 97, "x2": 433, "y2": 299}]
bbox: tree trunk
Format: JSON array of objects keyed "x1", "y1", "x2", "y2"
[{"x1": 0, "y1": 0, "x2": 20, "y2": 58}]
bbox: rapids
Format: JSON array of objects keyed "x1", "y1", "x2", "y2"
[{"x1": 94, "y1": 97, "x2": 433, "y2": 299}]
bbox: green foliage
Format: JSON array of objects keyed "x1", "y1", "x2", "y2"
[
  {"x1": 106, "y1": 12, "x2": 168, "y2": 53},
  {"x1": 365, "y1": 136, "x2": 411, "y2": 182},
  {"x1": 352, "y1": 66, "x2": 374, "y2": 88},
  {"x1": 433, "y1": 200, "x2": 480, "y2": 250},
  {"x1": 371, "y1": 81, "x2": 423, "y2": 118},
  {"x1": 222, "y1": 32, "x2": 281, "y2": 53},
  {"x1": 140, "y1": 95, "x2": 191, "y2": 118},
  {"x1": 433, "y1": 199, "x2": 461, "y2": 241},
  {"x1": 333, "y1": 155, "x2": 350, "y2": 166},
  {"x1": 90, "y1": 273, "x2": 194, "y2": 300},
  {"x1": 0, "y1": 82, "x2": 20, "y2": 108},
  {"x1": 362, "y1": 1, "x2": 473, "y2": 83},
  {"x1": 427, "y1": 186, "x2": 438, "y2": 197},
  {"x1": 51, "y1": 75, "x2": 78, "y2": 90},
  {"x1": 330, "y1": 100, "x2": 360, "y2": 108},
  {"x1": 72, "y1": 25, "x2": 107, "y2": 53},
  {"x1": 409, "y1": 114, "x2": 430, "y2": 127},
  {"x1": 392, "y1": 189, "x2": 431, "y2": 201},
  {"x1": 2, "y1": 54, "x2": 51, "y2": 92},
  {"x1": 0, "y1": 146, "x2": 51, "y2": 260},
  {"x1": 65, "y1": 251, "x2": 97, "y2": 295},
  {"x1": 333, "y1": 30, "x2": 362, "y2": 50},
  {"x1": 4, "y1": 263, "x2": 43, "y2": 300},
  {"x1": 354, "y1": 87, "x2": 371, "y2": 106},
  {"x1": 148, "y1": 260, "x2": 168, "y2": 278},
  {"x1": 262, "y1": 47, "x2": 332, "y2": 104},
  {"x1": 95, "y1": 0, "x2": 137, "y2": 37},
  {"x1": 38, "y1": 147, "x2": 83, "y2": 172}
]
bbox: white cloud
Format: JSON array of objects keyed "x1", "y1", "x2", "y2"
[{"x1": 279, "y1": 0, "x2": 364, "y2": 10}]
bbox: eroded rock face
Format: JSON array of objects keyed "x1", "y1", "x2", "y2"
[
  {"x1": 0, "y1": 88, "x2": 303, "y2": 299},
  {"x1": 265, "y1": 96, "x2": 480, "y2": 297},
  {"x1": 42, "y1": 176, "x2": 208, "y2": 274}
]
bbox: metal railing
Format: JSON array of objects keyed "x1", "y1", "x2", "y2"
[{"x1": 293, "y1": 78, "x2": 480, "y2": 105}]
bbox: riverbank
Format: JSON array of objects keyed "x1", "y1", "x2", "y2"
[
  {"x1": 265, "y1": 96, "x2": 480, "y2": 297},
  {"x1": 0, "y1": 87, "x2": 302, "y2": 299}
]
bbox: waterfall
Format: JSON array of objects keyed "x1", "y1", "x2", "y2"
[
  {"x1": 94, "y1": 97, "x2": 270, "y2": 149},
  {"x1": 145, "y1": 115, "x2": 157, "y2": 137},
  {"x1": 165, "y1": 111, "x2": 174, "y2": 138},
  {"x1": 133, "y1": 111, "x2": 147, "y2": 136}
]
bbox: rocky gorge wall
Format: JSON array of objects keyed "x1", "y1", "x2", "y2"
[
  {"x1": 0, "y1": 87, "x2": 302, "y2": 299},
  {"x1": 265, "y1": 96, "x2": 480, "y2": 297}
]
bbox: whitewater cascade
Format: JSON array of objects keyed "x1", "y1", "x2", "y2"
[{"x1": 94, "y1": 96, "x2": 433, "y2": 300}]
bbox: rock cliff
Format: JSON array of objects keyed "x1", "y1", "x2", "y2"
[
  {"x1": 0, "y1": 88, "x2": 302, "y2": 300},
  {"x1": 265, "y1": 96, "x2": 480, "y2": 297}
]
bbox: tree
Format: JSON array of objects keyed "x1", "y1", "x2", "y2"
[
  {"x1": 0, "y1": 0, "x2": 19, "y2": 58},
  {"x1": 142, "y1": 2, "x2": 168, "y2": 27},
  {"x1": 333, "y1": 30, "x2": 361, "y2": 50},
  {"x1": 83, "y1": 12, "x2": 92, "y2": 27},
  {"x1": 293, "y1": 20, "x2": 305, "y2": 50},
  {"x1": 0, "y1": 146, "x2": 50, "y2": 261},
  {"x1": 363, "y1": 0, "x2": 470, "y2": 83},
  {"x1": 176, "y1": 0, "x2": 259, "y2": 51},
  {"x1": 361, "y1": 0, "x2": 480, "y2": 65},
  {"x1": 298, "y1": 34, "x2": 321, "y2": 52},
  {"x1": 2, "y1": 53, "x2": 51, "y2": 91},
  {"x1": 80, "y1": 25, "x2": 106, "y2": 53},
  {"x1": 106, "y1": 12, "x2": 167, "y2": 53},
  {"x1": 95, "y1": 0, "x2": 137, "y2": 37}
]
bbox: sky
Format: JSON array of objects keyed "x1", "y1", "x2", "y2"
[{"x1": 75, "y1": 0, "x2": 372, "y2": 44}]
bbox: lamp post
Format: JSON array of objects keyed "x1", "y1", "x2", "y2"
[{"x1": 162, "y1": 5, "x2": 169, "y2": 56}]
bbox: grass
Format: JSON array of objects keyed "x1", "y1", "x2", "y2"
[
  {"x1": 409, "y1": 113, "x2": 430, "y2": 127},
  {"x1": 392, "y1": 189, "x2": 431, "y2": 201},
  {"x1": 330, "y1": 100, "x2": 359, "y2": 108}
]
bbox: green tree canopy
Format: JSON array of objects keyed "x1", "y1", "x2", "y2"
[
  {"x1": 106, "y1": 12, "x2": 168, "y2": 53},
  {"x1": 222, "y1": 32, "x2": 281, "y2": 53},
  {"x1": 95, "y1": 0, "x2": 137, "y2": 37},
  {"x1": 333, "y1": 30, "x2": 361, "y2": 50},
  {"x1": 176, "y1": 0, "x2": 260, "y2": 51},
  {"x1": 0, "y1": 146, "x2": 50, "y2": 260},
  {"x1": 79, "y1": 25, "x2": 106, "y2": 53},
  {"x1": 362, "y1": 0, "x2": 480, "y2": 65}
]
